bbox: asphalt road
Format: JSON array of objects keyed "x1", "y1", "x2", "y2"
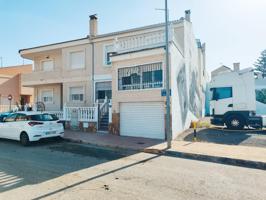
[
  {"x1": 180, "y1": 128, "x2": 266, "y2": 148},
  {"x1": 0, "y1": 138, "x2": 266, "y2": 200}
]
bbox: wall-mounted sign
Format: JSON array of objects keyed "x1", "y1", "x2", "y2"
[{"x1": 161, "y1": 89, "x2": 171, "y2": 97}]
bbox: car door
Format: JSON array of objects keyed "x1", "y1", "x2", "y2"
[
  {"x1": 1, "y1": 113, "x2": 17, "y2": 139},
  {"x1": 14, "y1": 113, "x2": 28, "y2": 140},
  {"x1": 0, "y1": 117, "x2": 6, "y2": 138}
]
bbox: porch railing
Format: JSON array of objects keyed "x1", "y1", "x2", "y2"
[
  {"x1": 49, "y1": 111, "x2": 64, "y2": 120},
  {"x1": 61, "y1": 106, "x2": 98, "y2": 122},
  {"x1": 78, "y1": 107, "x2": 98, "y2": 122},
  {"x1": 99, "y1": 97, "x2": 109, "y2": 120}
]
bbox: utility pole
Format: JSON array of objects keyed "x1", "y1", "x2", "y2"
[
  {"x1": 0, "y1": 56, "x2": 2, "y2": 67},
  {"x1": 165, "y1": 0, "x2": 171, "y2": 149}
]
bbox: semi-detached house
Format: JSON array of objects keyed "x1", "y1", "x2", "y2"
[{"x1": 19, "y1": 10, "x2": 207, "y2": 140}]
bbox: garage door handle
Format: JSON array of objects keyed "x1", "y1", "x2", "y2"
[{"x1": 228, "y1": 104, "x2": 233, "y2": 107}]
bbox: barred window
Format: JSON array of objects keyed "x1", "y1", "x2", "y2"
[{"x1": 118, "y1": 63, "x2": 163, "y2": 90}]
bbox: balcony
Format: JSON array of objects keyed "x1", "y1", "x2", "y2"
[
  {"x1": 114, "y1": 30, "x2": 165, "y2": 53},
  {"x1": 21, "y1": 71, "x2": 63, "y2": 87}
]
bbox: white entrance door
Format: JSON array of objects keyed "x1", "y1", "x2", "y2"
[{"x1": 120, "y1": 102, "x2": 165, "y2": 140}]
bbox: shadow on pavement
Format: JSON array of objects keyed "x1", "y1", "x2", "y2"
[
  {"x1": 182, "y1": 128, "x2": 266, "y2": 147},
  {"x1": 0, "y1": 138, "x2": 136, "y2": 193},
  {"x1": 32, "y1": 154, "x2": 161, "y2": 200}
]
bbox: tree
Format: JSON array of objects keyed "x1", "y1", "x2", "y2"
[{"x1": 254, "y1": 50, "x2": 266, "y2": 78}]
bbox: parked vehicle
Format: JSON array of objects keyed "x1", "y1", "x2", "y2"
[
  {"x1": 0, "y1": 112, "x2": 64, "y2": 146},
  {"x1": 0, "y1": 112, "x2": 12, "y2": 122},
  {"x1": 210, "y1": 68, "x2": 266, "y2": 130}
]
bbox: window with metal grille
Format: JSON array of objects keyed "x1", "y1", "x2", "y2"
[{"x1": 118, "y1": 62, "x2": 163, "y2": 90}]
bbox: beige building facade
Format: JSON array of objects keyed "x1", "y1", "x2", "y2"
[{"x1": 20, "y1": 10, "x2": 207, "y2": 139}]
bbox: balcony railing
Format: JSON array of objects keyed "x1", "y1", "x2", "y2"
[{"x1": 115, "y1": 30, "x2": 165, "y2": 53}]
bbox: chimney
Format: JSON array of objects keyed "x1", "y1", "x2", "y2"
[
  {"x1": 233, "y1": 62, "x2": 240, "y2": 71},
  {"x1": 89, "y1": 14, "x2": 98, "y2": 37},
  {"x1": 185, "y1": 10, "x2": 191, "y2": 22}
]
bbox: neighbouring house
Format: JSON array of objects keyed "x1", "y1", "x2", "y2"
[
  {"x1": 211, "y1": 65, "x2": 232, "y2": 79},
  {"x1": 0, "y1": 64, "x2": 34, "y2": 111},
  {"x1": 19, "y1": 10, "x2": 207, "y2": 140}
]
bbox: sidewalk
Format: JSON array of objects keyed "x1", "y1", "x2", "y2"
[
  {"x1": 64, "y1": 130, "x2": 165, "y2": 151},
  {"x1": 64, "y1": 130, "x2": 266, "y2": 170}
]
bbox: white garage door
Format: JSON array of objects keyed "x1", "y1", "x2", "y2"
[{"x1": 120, "y1": 102, "x2": 165, "y2": 139}]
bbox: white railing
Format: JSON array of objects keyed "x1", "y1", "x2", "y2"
[
  {"x1": 48, "y1": 111, "x2": 64, "y2": 120},
  {"x1": 99, "y1": 97, "x2": 109, "y2": 120},
  {"x1": 108, "y1": 100, "x2": 112, "y2": 123},
  {"x1": 115, "y1": 30, "x2": 165, "y2": 53},
  {"x1": 61, "y1": 106, "x2": 98, "y2": 122},
  {"x1": 78, "y1": 107, "x2": 98, "y2": 122}
]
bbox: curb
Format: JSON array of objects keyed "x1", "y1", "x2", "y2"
[
  {"x1": 63, "y1": 137, "x2": 139, "y2": 155},
  {"x1": 63, "y1": 137, "x2": 266, "y2": 170},
  {"x1": 165, "y1": 150, "x2": 266, "y2": 170}
]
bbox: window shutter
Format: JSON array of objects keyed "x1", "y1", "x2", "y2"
[
  {"x1": 70, "y1": 51, "x2": 85, "y2": 69},
  {"x1": 42, "y1": 60, "x2": 54, "y2": 71}
]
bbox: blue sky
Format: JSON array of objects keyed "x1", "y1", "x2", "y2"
[{"x1": 0, "y1": 0, "x2": 265, "y2": 72}]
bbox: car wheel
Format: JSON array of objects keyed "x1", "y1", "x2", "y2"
[
  {"x1": 226, "y1": 115, "x2": 244, "y2": 130},
  {"x1": 20, "y1": 132, "x2": 30, "y2": 146}
]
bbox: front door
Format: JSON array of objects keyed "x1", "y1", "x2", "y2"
[{"x1": 95, "y1": 81, "x2": 112, "y2": 103}]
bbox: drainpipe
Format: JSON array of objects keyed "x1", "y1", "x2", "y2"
[{"x1": 92, "y1": 41, "x2": 95, "y2": 106}]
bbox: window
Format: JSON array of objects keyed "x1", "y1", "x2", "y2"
[
  {"x1": 69, "y1": 87, "x2": 84, "y2": 102},
  {"x1": 104, "y1": 44, "x2": 114, "y2": 66},
  {"x1": 256, "y1": 89, "x2": 266, "y2": 104},
  {"x1": 28, "y1": 114, "x2": 57, "y2": 121},
  {"x1": 16, "y1": 114, "x2": 28, "y2": 121},
  {"x1": 211, "y1": 87, "x2": 232, "y2": 100},
  {"x1": 4, "y1": 114, "x2": 17, "y2": 122},
  {"x1": 142, "y1": 70, "x2": 162, "y2": 89},
  {"x1": 41, "y1": 90, "x2": 53, "y2": 103},
  {"x1": 118, "y1": 63, "x2": 163, "y2": 90},
  {"x1": 42, "y1": 60, "x2": 54, "y2": 71},
  {"x1": 70, "y1": 51, "x2": 85, "y2": 69}
]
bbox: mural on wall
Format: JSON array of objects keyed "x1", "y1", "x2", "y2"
[
  {"x1": 188, "y1": 69, "x2": 202, "y2": 118},
  {"x1": 177, "y1": 64, "x2": 189, "y2": 127}
]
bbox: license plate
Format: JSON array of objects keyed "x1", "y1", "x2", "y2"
[{"x1": 45, "y1": 131, "x2": 56, "y2": 135}]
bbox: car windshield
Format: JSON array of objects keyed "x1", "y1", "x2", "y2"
[{"x1": 28, "y1": 114, "x2": 58, "y2": 121}]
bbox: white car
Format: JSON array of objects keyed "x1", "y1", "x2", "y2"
[{"x1": 0, "y1": 112, "x2": 64, "y2": 146}]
